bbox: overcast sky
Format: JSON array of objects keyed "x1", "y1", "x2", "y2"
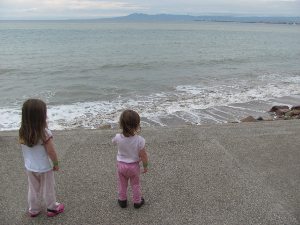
[{"x1": 0, "y1": 0, "x2": 300, "y2": 20}]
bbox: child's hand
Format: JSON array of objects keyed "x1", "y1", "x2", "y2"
[
  {"x1": 142, "y1": 167, "x2": 148, "y2": 173},
  {"x1": 53, "y1": 166, "x2": 59, "y2": 171},
  {"x1": 139, "y1": 149, "x2": 148, "y2": 174}
]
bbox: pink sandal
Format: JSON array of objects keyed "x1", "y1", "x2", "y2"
[
  {"x1": 47, "y1": 203, "x2": 65, "y2": 217},
  {"x1": 29, "y1": 211, "x2": 40, "y2": 217}
]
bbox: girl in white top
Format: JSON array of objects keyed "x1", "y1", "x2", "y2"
[
  {"x1": 19, "y1": 99, "x2": 64, "y2": 217},
  {"x1": 112, "y1": 109, "x2": 149, "y2": 209}
]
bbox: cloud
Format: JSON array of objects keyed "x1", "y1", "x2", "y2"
[
  {"x1": 1, "y1": 0, "x2": 143, "y2": 11},
  {"x1": 1, "y1": 0, "x2": 143, "y2": 10},
  {"x1": 0, "y1": 0, "x2": 145, "y2": 19},
  {"x1": 67, "y1": 0, "x2": 142, "y2": 10},
  {"x1": 260, "y1": 0, "x2": 298, "y2": 2},
  {"x1": 0, "y1": 0, "x2": 299, "y2": 19}
]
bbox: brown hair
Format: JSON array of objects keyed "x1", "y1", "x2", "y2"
[
  {"x1": 19, "y1": 99, "x2": 47, "y2": 147},
  {"x1": 119, "y1": 109, "x2": 140, "y2": 137}
]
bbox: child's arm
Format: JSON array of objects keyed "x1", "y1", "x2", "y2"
[
  {"x1": 44, "y1": 138, "x2": 59, "y2": 171},
  {"x1": 139, "y1": 148, "x2": 148, "y2": 173},
  {"x1": 112, "y1": 134, "x2": 118, "y2": 145}
]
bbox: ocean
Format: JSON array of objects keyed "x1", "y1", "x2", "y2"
[{"x1": 0, "y1": 21, "x2": 300, "y2": 131}]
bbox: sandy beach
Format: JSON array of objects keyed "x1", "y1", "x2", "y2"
[{"x1": 0, "y1": 120, "x2": 299, "y2": 225}]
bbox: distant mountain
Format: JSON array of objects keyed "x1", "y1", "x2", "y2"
[
  {"x1": 100, "y1": 13, "x2": 300, "y2": 24},
  {"x1": 110, "y1": 13, "x2": 196, "y2": 21}
]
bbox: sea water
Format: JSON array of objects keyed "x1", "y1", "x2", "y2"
[{"x1": 0, "y1": 21, "x2": 300, "y2": 130}]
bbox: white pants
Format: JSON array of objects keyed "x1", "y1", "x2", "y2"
[{"x1": 26, "y1": 170, "x2": 57, "y2": 214}]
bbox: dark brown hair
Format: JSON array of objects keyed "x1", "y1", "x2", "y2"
[
  {"x1": 119, "y1": 109, "x2": 140, "y2": 137},
  {"x1": 19, "y1": 99, "x2": 47, "y2": 147}
]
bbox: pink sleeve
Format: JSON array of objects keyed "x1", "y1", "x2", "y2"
[{"x1": 44, "y1": 128, "x2": 53, "y2": 144}]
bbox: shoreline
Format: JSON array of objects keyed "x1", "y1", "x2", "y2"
[
  {"x1": 1, "y1": 94, "x2": 299, "y2": 131},
  {"x1": 1, "y1": 118, "x2": 299, "y2": 135},
  {"x1": 2, "y1": 16, "x2": 300, "y2": 25}
]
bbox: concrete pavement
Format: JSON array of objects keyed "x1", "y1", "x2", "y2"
[{"x1": 0, "y1": 120, "x2": 299, "y2": 225}]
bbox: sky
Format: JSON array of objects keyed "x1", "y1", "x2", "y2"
[{"x1": 0, "y1": 0, "x2": 300, "y2": 20}]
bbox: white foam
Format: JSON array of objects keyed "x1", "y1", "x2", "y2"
[
  {"x1": 1, "y1": 73, "x2": 299, "y2": 130},
  {"x1": 0, "y1": 107, "x2": 20, "y2": 131}
]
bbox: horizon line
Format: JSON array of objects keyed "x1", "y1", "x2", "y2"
[{"x1": 1, "y1": 13, "x2": 300, "y2": 21}]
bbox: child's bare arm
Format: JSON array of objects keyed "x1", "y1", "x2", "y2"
[
  {"x1": 139, "y1": 148, "x2": 148, "y2": 173},
  {"x1": 44, "y1": 138, "x2": 59, "y2": 171}
]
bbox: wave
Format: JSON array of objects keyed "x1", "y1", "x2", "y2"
[
  {"x1": 80, "y1": 57, "x2": 251, "y2": 72},
  {"x1": 0, "y1": 68, "x2": 17, "y2": 76},
  {"x1": 1, "y1": 73, "x2": 299, "y2": 131},
  {"x1": 99, "y1": 62, "x2": 158, "y2": 70}
]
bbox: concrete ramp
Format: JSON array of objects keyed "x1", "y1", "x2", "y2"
[{"x1": 0, "y1": 120, "x2": 299, "y2": 225}]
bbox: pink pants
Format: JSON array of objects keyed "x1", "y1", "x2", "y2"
[
  {"x1": 117, "y1": 161, "x2": 141, "y2": 204},
  {"x1": 26, "y1": 170, "x2": 57, "y2": 214}
]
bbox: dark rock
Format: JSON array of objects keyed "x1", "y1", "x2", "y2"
[
  {"x1": 98, "y1": 124, "x2": 111, "y2": 129},
  {"x1": 269, "y1": 105, "x2": 289, "y2": 112},
  {"x1": 241, "y1": 116, "x2": 257, "y2": 122},
  {"x1": 294, "y1": 110, "x2": 300, "y2": 115},
  {"x1": 285, "y1": 110, "x2": 300, "y2": 117},
  {"x1": 274, "y1": 109, "x2": 290, "y2": 116},
  {"x1": 291, "y1": 105, "x2": 300, "y2": 110}
]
